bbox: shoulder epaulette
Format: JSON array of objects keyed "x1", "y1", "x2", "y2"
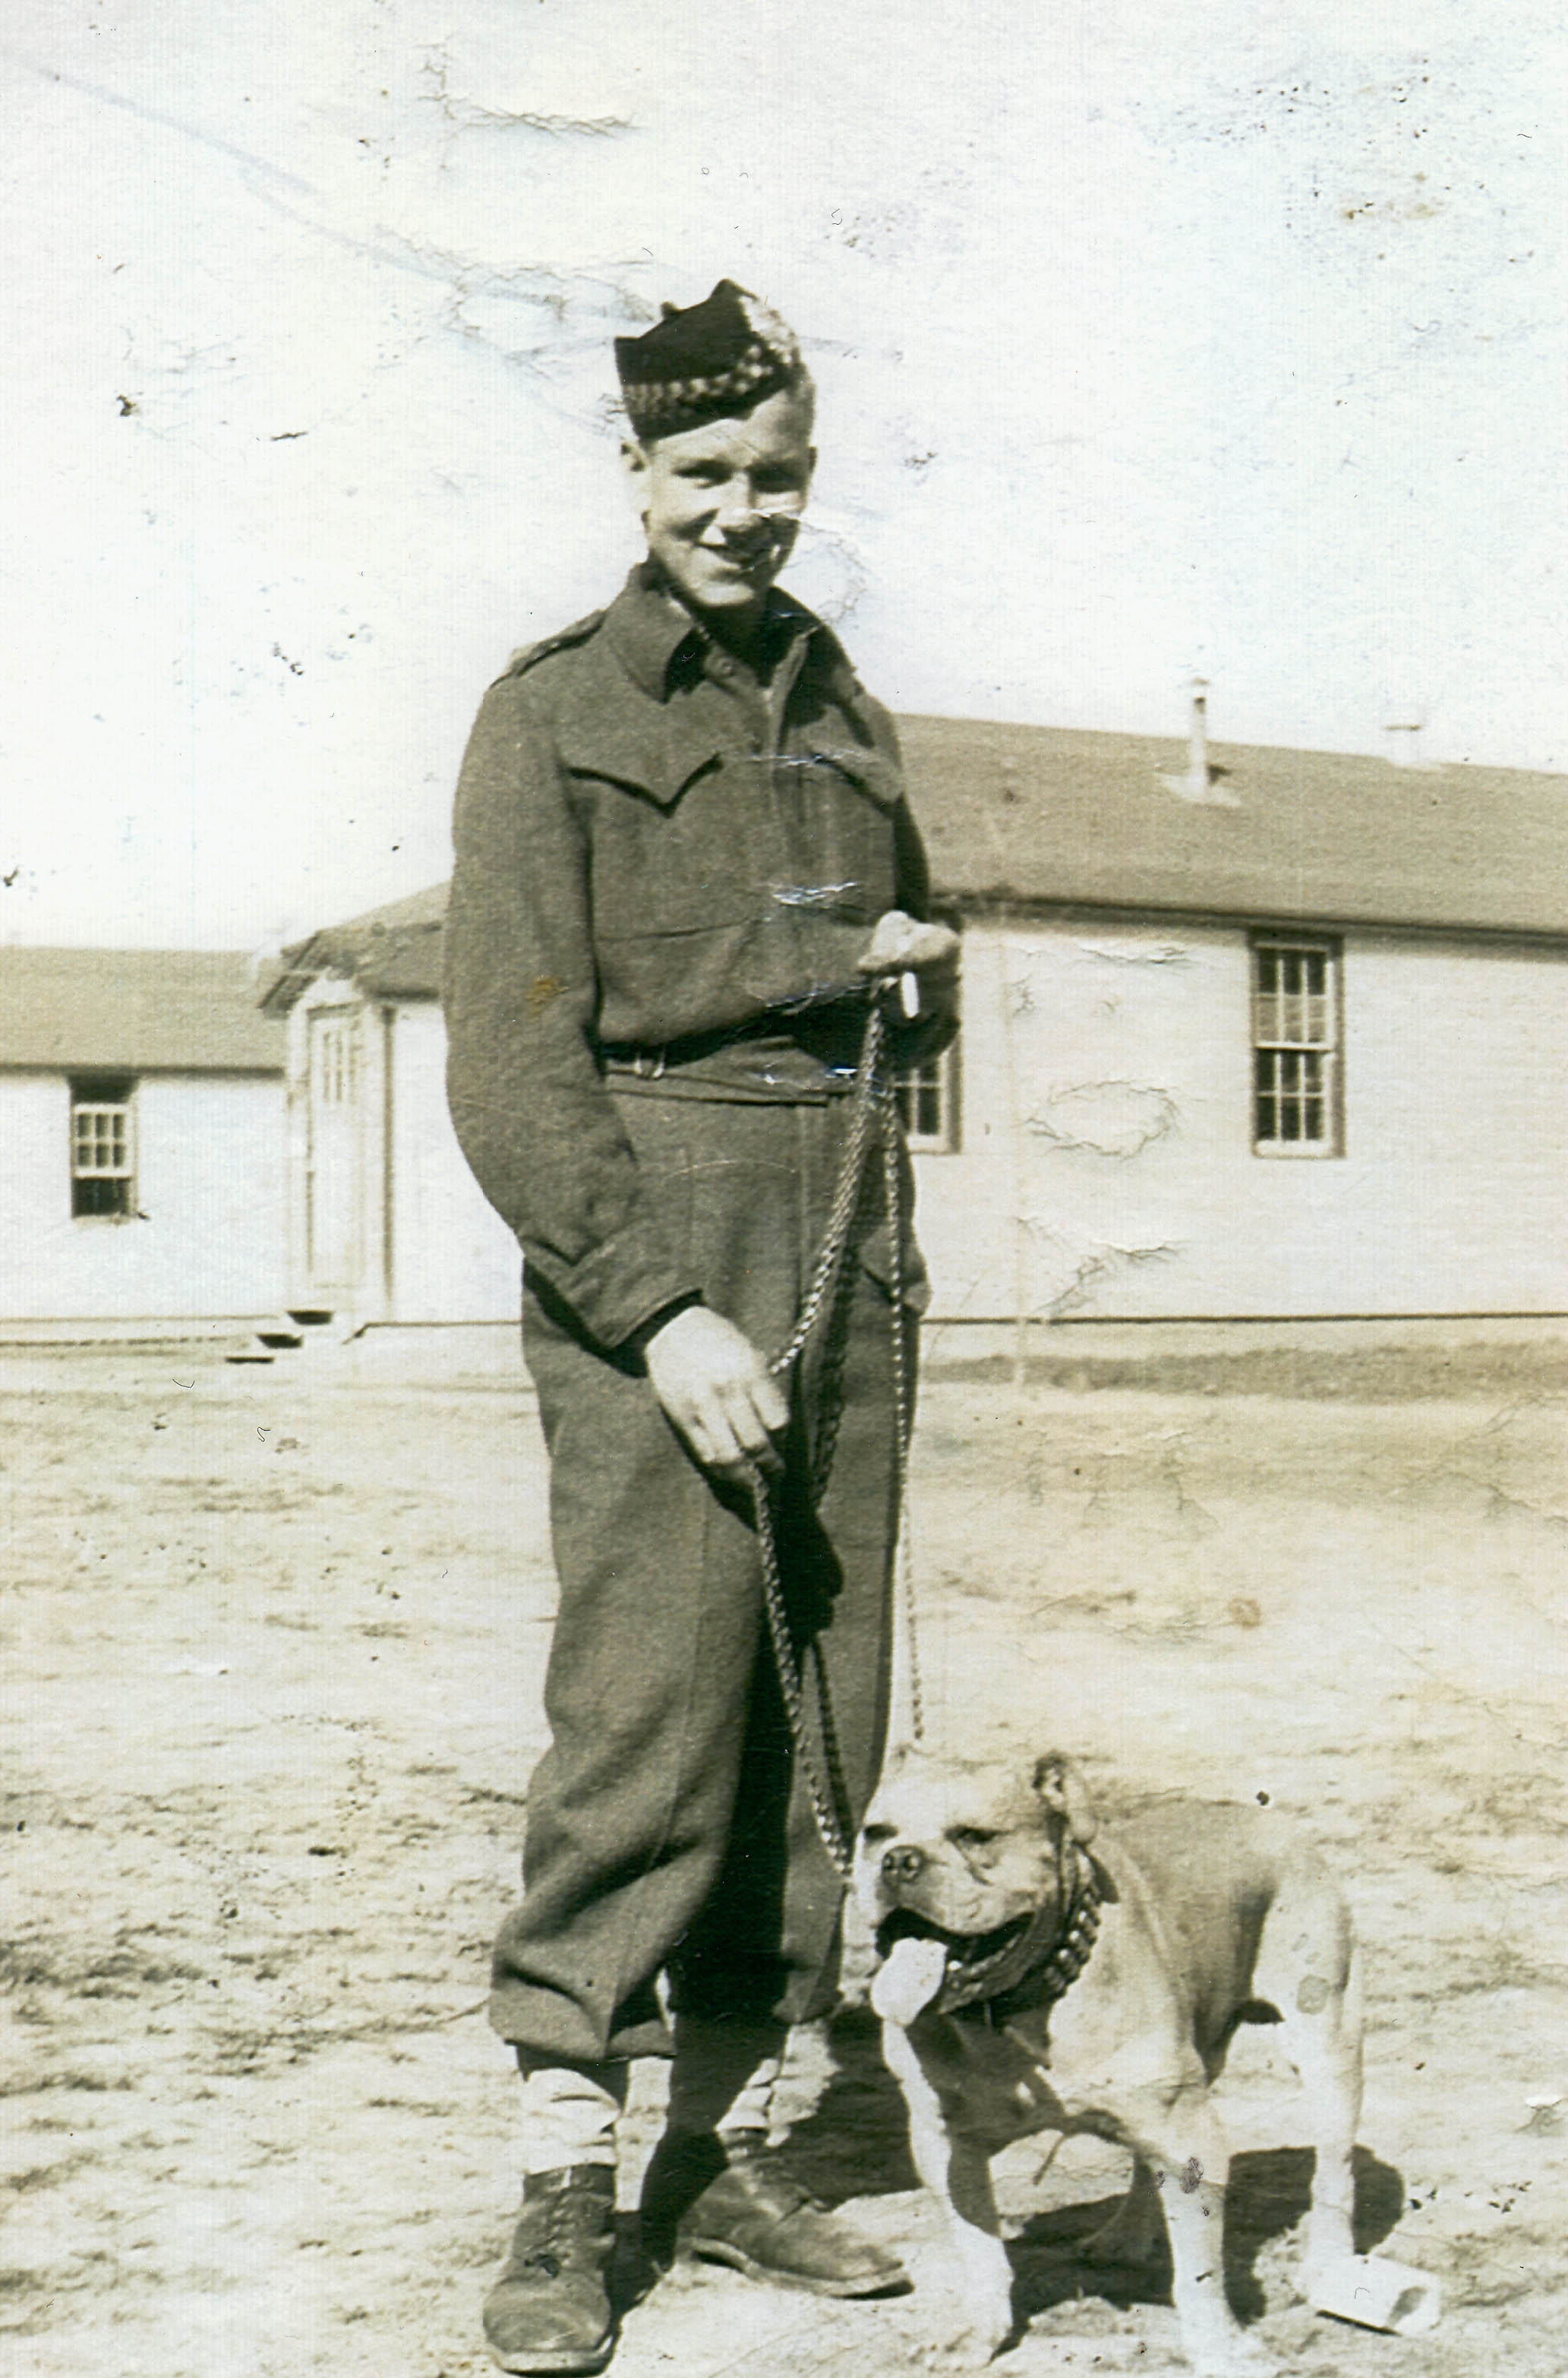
[{"x1": 500, "y1": 608, "x2": 608, "y2": 681}]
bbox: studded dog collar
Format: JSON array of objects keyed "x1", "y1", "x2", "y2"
[{"x1": 940, "y1": 1839, "x2": 1106, "y2": 2029}]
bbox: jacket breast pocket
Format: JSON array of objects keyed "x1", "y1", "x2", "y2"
[
  {"x1": 577, "y1": 765, "x2": 756, "y2": 942},
  {"x1": 787, "y1": 749, "x2": 903, "y2": 925}
]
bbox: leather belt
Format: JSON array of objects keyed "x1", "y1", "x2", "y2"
[{"x1": 598, "y1": 1017, "x2": 781, "y2": 1078}]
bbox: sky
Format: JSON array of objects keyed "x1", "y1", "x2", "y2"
[{"x1": 2, "y1": 0, "x2": 1564, "y2": 949}]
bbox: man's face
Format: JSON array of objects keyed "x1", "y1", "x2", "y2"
[{"x1": 625, "y1": 386, "x2": 816, "y2": 625}]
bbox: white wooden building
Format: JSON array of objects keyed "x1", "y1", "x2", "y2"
[
  {"x1": 0, "y1": 949, "x2": 286, "y2": 1328},
  {"x1": 264, "y1": 722, "x2": 1568, "y2": 1328},
  {"x1": 896, "y1": 716, "x2": 1568, "y2": 1322},
  {"x1": 261, "y1": 886, "x2": 521, "y2": 1326}
]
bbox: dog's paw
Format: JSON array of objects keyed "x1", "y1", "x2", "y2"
[
  {"x1": 1185, "y1": 2332, "x2": 1277, "y2": 2378},
  {"x1": 1292, "y1": 2254, "x2": 1333, "y2": 2308},
  {"x1": 901, "y1": 2284, "x2": 1014, "y2": 2371},
  {"x1": 911, "y1": 2316, "x2": 1011, "y2": 2370},
  {"x1": 1294, "y1": 2221, "x2": 1356, "y2": 2304}
]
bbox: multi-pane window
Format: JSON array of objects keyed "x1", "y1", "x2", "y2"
[
  {"x1": 71, "y1": 1076, "x2": 136, "y2": 1216},
  {"x1": 312, "y1": 1015, "x2": 360, "y2": 1104},
  {"x1": 1251, "y1": 940, "x2": 1341, "y2": 1154},
  {"x1": 894, "y1": 1040, "x2": 960, "y2": 1154}
]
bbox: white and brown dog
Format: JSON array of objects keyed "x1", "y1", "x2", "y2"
[{"x1": 857, "y1": 1748, "x2": 1364, "y2": 2374}]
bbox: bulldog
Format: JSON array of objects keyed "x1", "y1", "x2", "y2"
[{"x1": 857, "y1": 1748, "x2": 1363, "y2": 2375}]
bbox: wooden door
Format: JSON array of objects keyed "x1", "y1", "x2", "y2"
[{"x1": 305, "y1": 1006, "x2": 364, "y2": 1296}]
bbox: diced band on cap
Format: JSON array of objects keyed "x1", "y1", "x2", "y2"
[{"x1": 615, "y1": 279, "x2": 802, "y2": 438}]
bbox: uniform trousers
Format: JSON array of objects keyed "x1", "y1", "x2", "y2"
[{"x1": 489, "y1": 1085, "x2": 915, "y2": 2068}]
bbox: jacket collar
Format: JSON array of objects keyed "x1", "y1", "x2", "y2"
[
  {"x1": 600, "y1": 562, "x2": 701, "y2": 698},
  {"x1": 601, "y1": 560, "x2": 860, "y2": 710},
  {"x1": 560, "y1": 563, "x2": 892, "y2": 810}
]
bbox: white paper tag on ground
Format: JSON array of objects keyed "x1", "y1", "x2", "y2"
[
  {"x1": 1309, "y1": 2253, "x2": 1441, "y2": 2335},
  {"x1": 871, "y1": 1936, "x2": 948, "y2": 2026}
]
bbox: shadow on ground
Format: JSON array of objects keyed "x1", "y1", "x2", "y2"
[
  {"x1": 767, "y1": 2007, "x2": 920, "y2": 2203},
  {"x1": 1011, "y1": 2143, "x2": 1405, "y2": 2329}
]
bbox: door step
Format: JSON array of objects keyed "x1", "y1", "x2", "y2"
[{"x1": 226, "y1": 1310, "x2": 339, "y2": 1365}]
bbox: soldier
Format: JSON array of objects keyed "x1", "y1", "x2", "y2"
[{"x1": 444, "y1": 279, "x2": 958, "y2": 2373}]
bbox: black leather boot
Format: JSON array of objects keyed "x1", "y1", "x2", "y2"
[
  {"x1": 483, "y1": 2165, "x2": 618, "y2": 2374},
  {"x1": 650, "y1": 2130, "x2": 908, "y2": 2298}
]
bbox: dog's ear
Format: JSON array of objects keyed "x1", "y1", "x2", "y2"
[{"x1": 1031, "y1": 1753, "x2": 1098, "y2": 1846}]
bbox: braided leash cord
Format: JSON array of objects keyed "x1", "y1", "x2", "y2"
[
  {"x1": 877, "y1": 1058, "x2": 924, "y2": 1749},
  {"x1": 744, "y1": 993, "x2": 921, "y2": 1885},
  {"x1": 767, "y1": 1000, "x2": 888, "y2": 1375}
]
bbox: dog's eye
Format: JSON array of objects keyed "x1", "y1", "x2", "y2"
[
  {"x1": 860, "y1": 1823, "x2": 895, "y2": 1846},
  {"x1": 950, "y1": 1827, "x2": 999, "y2": 1851}
]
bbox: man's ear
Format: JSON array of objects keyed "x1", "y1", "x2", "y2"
[
  {"x1": 1031, "y1": 1753, "x2": 1098, "y2": 1846},
  {"x1": 621, "y1": 435, "x2": 650, "y2": 504}
]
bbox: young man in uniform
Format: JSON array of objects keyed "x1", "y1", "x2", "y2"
[{"x1": 444, "y1": 281, "x2": 958, "y2": 2373}]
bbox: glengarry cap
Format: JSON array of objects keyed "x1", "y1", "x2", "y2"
[{"x1": 615, "y1": 279, "x2": 801, "y2": 439}]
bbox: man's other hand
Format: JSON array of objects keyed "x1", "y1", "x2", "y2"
[
  {"x1": 855, "y1": 910, "x2": 960, "y2": 1016},
  {"x1": 642, "y1": 1306, "x2": 789, "y2": 1477}
]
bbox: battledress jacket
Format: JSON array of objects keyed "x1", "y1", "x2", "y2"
[{"x1": 444, "y1": 563, "x2": 952, "y2": 1354}]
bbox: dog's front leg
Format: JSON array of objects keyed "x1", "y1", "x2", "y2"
[
  {"x1": 882, "y1": 2020, "x2": 1014, "y2": 2367},
  {"x1": 1122, "y1": 2092, "x2": 1276, "y2": 2378}
]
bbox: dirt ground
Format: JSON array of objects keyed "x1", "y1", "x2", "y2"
[{"x1": 3, "y1": 1334, "x2": 1566, "y2": 2377}]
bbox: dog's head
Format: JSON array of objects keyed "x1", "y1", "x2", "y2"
[{"x1": 855, "y1": 1748, "x2": 1099, "y2": 2019}]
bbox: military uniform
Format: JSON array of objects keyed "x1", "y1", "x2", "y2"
[{"x1": 445, "y1": 559, "x2": 951, "y2": 2068}]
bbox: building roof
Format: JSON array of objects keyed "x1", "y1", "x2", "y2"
[
  {"x1": 0, "y1": 949, "x2": 285, "y2": 1072},
  {"x1": 259, "y1": 881, "x2": 449, "y2": 1013},
  {"x1": 264, "y1": 721, "x2": 1568, "y2": 1011},
  {"x1": 899, "y1": 717, "x2": 1568, "y2": 938}
]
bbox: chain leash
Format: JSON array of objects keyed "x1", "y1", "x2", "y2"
[
  {"x1": 743, "y1": 992, "x2": 922, "y2": 1886},
  {"x1": 876, "y1": 1060, "x2": 925, "y2": 1748}
]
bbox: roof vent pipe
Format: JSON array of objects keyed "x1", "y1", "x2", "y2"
[
  {"x1": 1185, "y1": 677, "x2": 1210, "y2": 794},
  {"x1": 1159, "y1": 674, "x2": 1237, "y2": 804},
  {"x1": 1383, "y1": 720, "x2": 1432, "y2": 769}
]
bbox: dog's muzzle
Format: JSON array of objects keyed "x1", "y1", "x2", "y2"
[{"x1": 872, "y1": 1842, "x2": 1106, "y2": 2022}]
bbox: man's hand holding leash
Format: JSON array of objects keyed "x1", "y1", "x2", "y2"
[
  {"x1": 642, "y1": 1306, "x2": 789, "y2": 1479},
  {"x1": 857, "y1": 907, "x2": 961, "y2": 1025}
]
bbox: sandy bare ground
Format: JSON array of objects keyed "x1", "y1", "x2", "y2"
[{"x1": 2, "y1": 1337, "x2": 1566, "y2": 2377}]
